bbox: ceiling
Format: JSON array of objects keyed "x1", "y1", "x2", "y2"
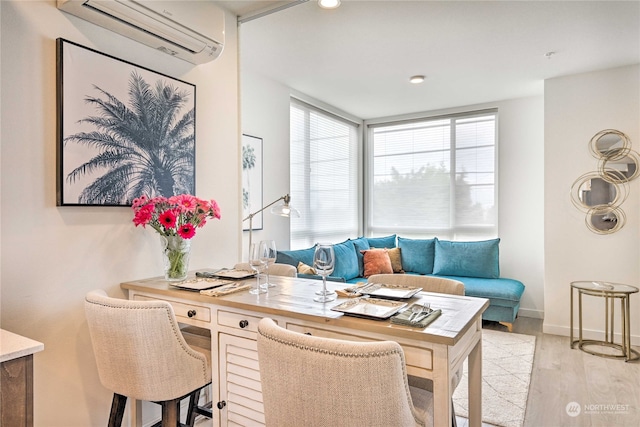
[{"x1": 218, "y1": 1, "x2": 640, "y2": 120}]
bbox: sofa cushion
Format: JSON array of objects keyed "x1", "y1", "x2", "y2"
[
  {"x1": 278, "y1": 242, "x2": 360, "y2": 281},
  {"x1": 361, "y1": 249, "x2": 394, "y2": 278},
  {"x1": 386, "y1": 247, "x2": 404, "y2": 273},
  {"x1": 435, "y1": 275, "x2": 524, "y2": 304},
  {"x1": 433, "y1": 238, "x2": 500, "y2": 279},
  {"x1": 332, "y1": 240, "x2": 360, "y2": 281},
  {"x1": 277, "y1": 247, "x2": 316, "y2": 267},
  {"x1": 366, "y1": 234, "x2": 397, "y2": 248},
  {"x1": 397, "y1": 237, "x2": 436, "y2": 275},
  {"x1": 349, "y1": 237, "x2": 371, "y2": 277}
]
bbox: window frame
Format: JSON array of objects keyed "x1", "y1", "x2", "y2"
[
  {"x1": 289, "y1": 96, "x2": 364, "y2": 249},
  {"x1": 363, "y1": 108, "x2": 499, "y2": 240}
]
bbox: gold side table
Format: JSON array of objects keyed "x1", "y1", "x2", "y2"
[{"x1": 570, "y1": 281, "x2": 639, "y2": 362}]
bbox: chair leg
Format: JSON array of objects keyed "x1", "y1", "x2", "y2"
[
  {"x1": 160, "y1": 398, "x2": 180, "y2": 427},
  {"x1": 108, "y1": 393, "x2": 127, "y2": 427},
  {"x1": 185, "y1": 389, "x2": 201, "y2": 427},
  {"x1": 451, "y1": 399, "x2": 457, "y2": 427}
]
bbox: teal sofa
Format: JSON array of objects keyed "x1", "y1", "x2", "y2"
[{"x1": 276, "y1": 235, "x2": 525, "y2": 330}]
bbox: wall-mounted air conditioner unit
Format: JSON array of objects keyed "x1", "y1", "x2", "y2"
[{"x1": 57, "y1": 0, "x2": 225, "y2": 64}]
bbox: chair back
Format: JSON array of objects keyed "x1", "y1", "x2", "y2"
[
  {"x1": 368, "y1": 274, "x2": 464, "y2": 295},
  {"x1": 257, "y1": 318, "x2": 427, "y2": 427},
  {"x1": 85, "y1": 290, "x2": 210, "y2": 402},
  {"x1": 234, "y1": 262, "x2": 296, "y2": 277}
]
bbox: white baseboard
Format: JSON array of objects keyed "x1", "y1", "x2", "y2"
[{"x1": 543, "y1": 323, "x2": 640, "y2": 346}]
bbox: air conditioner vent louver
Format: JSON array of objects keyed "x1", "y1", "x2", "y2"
[{"x1": 57, "y1": 0, "x2": 224, "y2": 64}]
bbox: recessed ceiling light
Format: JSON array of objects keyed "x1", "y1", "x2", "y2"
[
  {"x1": 318, "y1": 0, "x2": 341, "y2": 9},
  {"x1": 409, "y1": 75, "x2": 425, "y2": 84}
]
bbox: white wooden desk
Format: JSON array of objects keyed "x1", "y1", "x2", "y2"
[{"x1": 121, "y1": 274, "x2": 488, "y2": 427}]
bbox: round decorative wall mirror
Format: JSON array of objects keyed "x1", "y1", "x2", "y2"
[
  {"x1": 589, "y1": 129, "x2": 631, "y2": 160},
  {"x1": 598, "y1": 150, "x2": 640, "y2": 183},
  {"x1": 573, "y1": 129, "x2": 635, "y2": 234},
  {"x1": 585, "y1": 205, "x2": 626, "y2": 234},
  {"x1": 570, "y1": 172, "x2": 627, "y2": 211}
]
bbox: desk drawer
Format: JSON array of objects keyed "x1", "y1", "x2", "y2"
[
  {"x1": 287, "y1": 323, "x2": 433, "y2": 373},
  {"x1": 218, "y1": 310, "x2": 263, "y2": 333},
  {"x1": 132, "y1": 294, "x2": 211, "y2": 322}
]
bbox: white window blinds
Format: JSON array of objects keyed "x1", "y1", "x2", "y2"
[
  {"x1": 290, "y1": 98, "x2": 360, "y2": 249},
  {"x1": 367, "y1": 110, "x2": 497, "y2": 239}
]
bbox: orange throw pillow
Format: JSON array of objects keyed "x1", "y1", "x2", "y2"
[{"x1": 361, "y1": 249, "x2": 393, "y2": 278}]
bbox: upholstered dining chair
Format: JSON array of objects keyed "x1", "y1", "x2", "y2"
[
  {"x1": 84, "y1": 290, "x2": 212, "y2": 427},
  {"x1": 367, "y1": 273, "x2": 465, "y2": 296},
  {"x1": 256, "y1": 317, "x2": 432, "y2": 427},
  {"x1": 233, "y1": 262, "x2": 297, "y2": 277},
  {"x1": 368, "y1": 274, "x2": 464, "y2": 427}
]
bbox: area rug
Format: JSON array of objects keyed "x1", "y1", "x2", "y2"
[{"x1": 452, "y1": 329, "x2": 536, "y2": 427}]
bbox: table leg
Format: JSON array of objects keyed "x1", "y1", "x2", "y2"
[
  {"x1": 468, "y1": 333, "x2": 482, "y2": 427},
  {"x1": 578, "y1": 290, "x2": 583, "y2": 345},
  {"x1": 605, "y1": 295, "x2": 610, "y2": 343},
  {"x1": 432, "y1": 347, "x2": 452, "y2": 427},
  {"x1": 570, "y1": 287, "x2": 574, "y2": 348},
  {"x1": 129, "y1": 399, "x2": 142, "y2": 427},
  {"x1": 623, "y1": 295, "x2": 630, "y2": 360}
]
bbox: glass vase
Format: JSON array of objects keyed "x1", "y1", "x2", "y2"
[{"x1": 160, "y1": 235, "x2": 191, "y2": 281}]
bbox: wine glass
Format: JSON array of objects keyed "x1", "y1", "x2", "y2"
[
  {"x1": 313, "y1": 243, "x2": 336, "y2": 303},
  {"x1": 260, "y1": 240, "x2": 278, "y2": 289},
  {"x1": 248, "y1": 243, "x2": 267, "y2": 295}
]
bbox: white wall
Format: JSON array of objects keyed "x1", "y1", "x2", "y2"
[
  {"x1": 242, "y1": 64, "x2": 546, "y2": 319},
  {"x1": 544, "y1": 64, "x2": 640, "y2": 344},
  {"x1": 0, "y1": 1, "x2": 241, "y2": 425},
  {"x1": 239, "y1": 70, "x2": 292, "y2": 257}
]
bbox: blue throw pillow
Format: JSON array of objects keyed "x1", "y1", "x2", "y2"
[
  {"x1": 432, "y1": 238, "x2": 500, "y2": 279},
  {"x1": 366, "y1": 234, "x2": 397, "y2": 249},
  {"x1": 348, "y1": 237, "x2": 370, "y2": 277},
  {"x1": 276, "y1": 247, "x2": 316, "y2": 267},
  {"x1": 397, "y1": 237, "x2": 436, "y2": 275},
  {"x1": 332, "y1": 240, "x2": 360, "y2": 280}
]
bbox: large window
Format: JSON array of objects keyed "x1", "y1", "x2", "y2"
[
  {"x1": 367, "y1": 110, "x2": 497, "y2": 239},
  {"x1": 290, "y1": 98, "x2": 360, "y2": 249}
]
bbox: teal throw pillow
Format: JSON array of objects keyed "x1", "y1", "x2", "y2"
[
  {"x1": 397, "y1": 237, "x2": 436, "y2": 275},
  {"x1": 331, "y1": 240, "x2": 360, "y2": 280},
  {"x1": 432, "y1": 238, "x2": 500, "y2": 279},
  {"x1": 276, "y1": 247, "x2": 316, "y2": 267},
  {"x1": 366, "y1": 234, "x2": 397, "y2": 249},
  {"x1": 349, "y1": 237, "x2": 370, "y2": 277}
]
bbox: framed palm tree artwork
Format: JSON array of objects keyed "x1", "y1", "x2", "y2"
[
  {"x1": 242, "y1": 134, "x2": 263, "y2": 231},
  {"x1": 56, "y1": 38, "x2": 196, "y2": 206}
]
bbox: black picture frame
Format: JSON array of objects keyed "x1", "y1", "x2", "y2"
[
  {"x1": 56, "y1": 38, "x2": 196, "y2": 206},
  {"x1": 242, "y1": 134, "x2": 263, "y2": 231}
]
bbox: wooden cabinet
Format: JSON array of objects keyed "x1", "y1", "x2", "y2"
[
  {"x1": 0, "y1": 330, "x2": 44, "y2": 427},
  {"x1": 218, "y1": 334, "x2": 264, "y2": 426}
]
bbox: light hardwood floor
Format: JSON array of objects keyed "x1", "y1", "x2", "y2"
[
  {"x1": 196, "y1": 316, "x2": 638, "y2": 427},
  {"x1": 456, "y1": 317, "x2": 640, "y2": 427}
]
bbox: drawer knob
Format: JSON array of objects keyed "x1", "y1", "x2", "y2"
[
  {"x1": 217, "y1": 401, "x2": 226, "y2": 409},
  {"x1": 187, "y1": 309, "x2": 197, "y2": 318},
  {"x1": 239, "y1": 320, "x2": 249, "y2": 328}
]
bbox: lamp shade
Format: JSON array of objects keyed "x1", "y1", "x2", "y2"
[{"x1": 271, "y1": 200, "x2": 300, "y2": 218}]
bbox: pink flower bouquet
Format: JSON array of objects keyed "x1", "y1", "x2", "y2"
[{"x1": 132, "y1": 194, "x2": 221, "y2": 239}]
